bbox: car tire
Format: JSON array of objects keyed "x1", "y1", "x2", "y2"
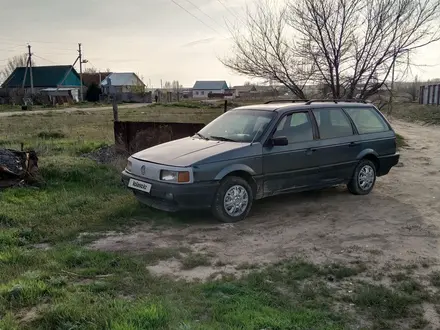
[
  {"x1": 347, "y1": 159, "x2": 377, "y2": 195},
  {"x1": 211, "y1": 176, "x2": 253, "y2": 223}
]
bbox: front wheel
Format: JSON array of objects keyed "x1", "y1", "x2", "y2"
[
  {"x1": 211, "y1": 176, "x2": 253, "y2": 223},
  {"x1": 347, "y1": 159, "x2": 377, "y2": 195}
]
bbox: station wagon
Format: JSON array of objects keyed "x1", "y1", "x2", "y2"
[{"x1": 122, "y1": 100, "x2": 400, "y2": 222}]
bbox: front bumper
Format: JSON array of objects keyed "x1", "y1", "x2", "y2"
[
  {"x1": 121, "y1": 170, "x2": 219, "y2": 212},
  {"x1": 377, "y1": 153, "x2": 400, "y2": 176}
]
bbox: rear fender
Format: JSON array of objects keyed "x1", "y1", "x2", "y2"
[{"x1": 356, "y1": 149, "x2": 379, "y2": 160}]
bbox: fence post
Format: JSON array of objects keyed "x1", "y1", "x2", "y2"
[
  {"x1": 112, "y1": 96, "x2": 119, "y2": 122},
  {"x1": 224, "y1": 100, "x2": 227, "y2": 113}
]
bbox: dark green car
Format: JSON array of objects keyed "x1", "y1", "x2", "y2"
[{"x1": 122, "y1": 100, "x2": 399, "y2": 223}]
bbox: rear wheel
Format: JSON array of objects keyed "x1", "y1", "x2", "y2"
[
  {"x1": 211, "y1": 176, "x2": 253, "y2": 223},
  {"x1": 347, "y1": 159, "x2": 377, "y2": 195}
]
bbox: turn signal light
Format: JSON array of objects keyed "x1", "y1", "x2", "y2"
[{"x1": 178, "y1": 171, "x2": 190, "y2": 183}]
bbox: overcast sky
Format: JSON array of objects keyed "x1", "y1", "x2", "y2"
[{"x1": 0, "y1": 0, "x2": 439, "y2": 88}]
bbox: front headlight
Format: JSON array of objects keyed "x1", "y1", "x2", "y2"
[
  {"x1": 160, "y1": 170, "x2": 190, "y2": 183},
  {"x1": 126, "y1": 160, "x2": 132, "y2": 172}
]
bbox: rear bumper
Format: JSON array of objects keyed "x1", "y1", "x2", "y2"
[
  {"x1": 121, "y1": 170, "x2": 218, "y2": 212},
  {"x1": 377, "y1": 153, "x2": 400, "y2": 176}
]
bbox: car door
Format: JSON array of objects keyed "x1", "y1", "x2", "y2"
[
  {"x1": 312, "y1": 107, "x2": 362, "y2": 183},
  {"x1": 262, "y1": 111, "x2": 323, "y2": 196}
]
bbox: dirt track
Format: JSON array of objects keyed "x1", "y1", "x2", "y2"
[{"x1": 90, "y1": 119, "x2": 440, "y2": 281}]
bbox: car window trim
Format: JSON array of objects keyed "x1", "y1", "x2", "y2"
[
  {"x1": 264, "y1": 109, "x2": 318, "y2": 146},
  {"x1": 341, "y1": 108, "x2": 359, "y2": 135}
]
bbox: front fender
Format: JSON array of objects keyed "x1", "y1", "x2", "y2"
[
  {"x1": 214, "y1": 164, "x2": 256, "y2": 180},
  {"x1": 356, "y1": 149, "x2": 379, "y2": 160}
]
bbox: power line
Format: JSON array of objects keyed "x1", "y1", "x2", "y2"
[
  {"x1": 216, "y1": 0, "x2": 246, "y2": 25},
  {"x1": 182, "y1": 0, "x2": 227, "y2": 32},
  {"x1": 33, "y1": 54, "x2": 57, "y2": 64},
  {"x1": 170, "y1": 0, "x2": 223, "y2": 36}
]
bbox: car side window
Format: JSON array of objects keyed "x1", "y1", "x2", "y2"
[
  {"x1": 313, "y1": 108, "x2": 353, "y2": 139},
  {"x1": 274, "y1": 112, "x2": 313, "y2": 143},
  {"x1": 344, "y1": 107, "x2": 389, "y2": 134}
]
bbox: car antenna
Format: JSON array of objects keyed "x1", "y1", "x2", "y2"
[{"x1": 250, "y1": 123, "x2": 265, "y2": 146}]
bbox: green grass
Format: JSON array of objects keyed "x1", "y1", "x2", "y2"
[{"x1": 0, "y1": 103, "x2": 436, "y2": 329}]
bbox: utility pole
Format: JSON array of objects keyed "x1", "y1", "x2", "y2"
[
  {"x1": 78, "y1": 43, "x2": 83, "y2": 102},
  {"x1": 28, "y1": 45, "x2": 34, "y2": 95}
]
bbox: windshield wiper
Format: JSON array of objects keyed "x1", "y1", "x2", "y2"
[
  {"x1": 194, "y1": 132, "x2": 209, "y2": 140},
  {"x1": 209, "y1": 136, "x2": 238, "y2": 142}
]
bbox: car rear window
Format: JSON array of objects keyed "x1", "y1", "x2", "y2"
[{"x1": 344, "y1": 107, "x2": 389, "y2": 134}]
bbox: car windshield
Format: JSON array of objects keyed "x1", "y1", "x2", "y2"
[{"x1": 197, "y1": 110, "x2": 275, "y2": 143}]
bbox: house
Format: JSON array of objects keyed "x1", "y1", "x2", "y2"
[
  {"x1": 100, "y1": 72, "x2": 145, "y2": 94},
  {"x1": 233, "y1": 85, "x2": 278, "y2": 99},
  {"x1": 192, "y1": 80, "x2": 229, "y2": 98},
  {"x1": 1, "y1": 65, "x2": 82, "y2": 103},
  {"x1": 1, "y1": 65, "x2": 81, "y2": 91},
  {"x1": 82, "y1": 72, "x2": 110, "y2": 87}
]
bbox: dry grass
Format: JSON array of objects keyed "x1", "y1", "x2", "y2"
[{"x1": 391, "y1": 103, "x2": 440, "y2": 125}]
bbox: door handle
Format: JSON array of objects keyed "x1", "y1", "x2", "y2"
[
  {"x1": 305, "y1": 148, "x2": 317, "y2": 155},
  {"x1": 349, "y1": 142, "x2": 360, "y2": 147}
]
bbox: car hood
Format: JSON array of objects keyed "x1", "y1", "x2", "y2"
[{"x1": 131, "y1": 137, "x2": 249, "y2": 166}]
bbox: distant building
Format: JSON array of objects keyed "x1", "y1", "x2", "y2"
[
  {"x1": 1, "y1": 65, "x2": 82, "y2": 103},
  {"x1": 1, "y1": 65, "x2": 81, "y2": 90},
  {"x1": 233, "y1": 85, "x2": 278, "y2": 98},
  {"x1": 82, "y1": 72, "x2": 110, "y2": 87},
  {"x1": 101, "y1": 72, "x2": 145, "y2": 94},
  {"x1": 192, "y1": 80, "x2": 228, "y2": 98}
]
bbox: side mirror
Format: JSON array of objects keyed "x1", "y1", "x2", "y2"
[{"x1": 271, "y1": 136, "x2": 289, "y2": 146}]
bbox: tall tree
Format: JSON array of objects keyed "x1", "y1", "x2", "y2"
[
  {"x1": 222, "y1": 0, "x2": 440, "y2": 100},
  {"x1": 0, "y1": 54, "x2": 34, "y2": 82}
]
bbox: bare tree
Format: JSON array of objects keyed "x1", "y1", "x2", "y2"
[
  {"x1": 222, "y1": 0, "x2": 440, "y2": 100},
  {"x1": 0, "y1": 54, "x2": 34, "y2": 82},
  {"x1": 84, "y1": 67, "x2": 98, "y2": 74}
]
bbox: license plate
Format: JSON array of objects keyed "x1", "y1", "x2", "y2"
[{"x1": 128, "y1": 179, "x2": 152, "y2": 193}]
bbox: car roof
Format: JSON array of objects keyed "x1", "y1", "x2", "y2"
[{"x1": 233, "y1": 101, "x2": 374, "y2": 114}]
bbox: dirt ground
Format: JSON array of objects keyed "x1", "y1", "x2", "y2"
[{"x1": 90, "y1": 119, "x2": 440, "y2": 282}]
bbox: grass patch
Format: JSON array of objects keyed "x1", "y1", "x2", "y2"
[
  {"x1": 348, "y1": 282, "x2": 423, "y2": 320},
  {"x1": 395, "y1": 133, "x2": 407, "y2": 149},
  {"x1": 321, "y1": 262, "x2": 367, "y2": 280},
  {"x1": 430, "y1": 271, "x2": 440, "y2": 287},
  {"x1": 393, "y1": 103, "x2": 440, "y2": 125},
  {"x1": 181, "y1": 253, "x2": 211, "y2": 270},
  {"x1": 235, "y1": 262, "x2": 259, "y2": 270},
  {"x1": 37, "y1": 131, "x2": 67, "y2": 139}
]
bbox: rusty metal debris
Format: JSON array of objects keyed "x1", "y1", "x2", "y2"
[
  {"x1": 0, "y1": 148, "x2": 39, "y2": 188},
  {"x1": 114, "y1": 121, "x2": 205, "y2": 153}
]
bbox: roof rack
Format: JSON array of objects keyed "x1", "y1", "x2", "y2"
[
  {"x1": 264, "y1": 99, "x2": 309, "y2": 104},
  {"x1": 305, "y1": 99, "x2": 368, "y2": 105}
]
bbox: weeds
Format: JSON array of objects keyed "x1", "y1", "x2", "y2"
[
  {"x1": 181, "y1": 253, "x2": 211, "y2": 269},
  {"x1": 430, "y1": 271, "x2": 440, "y2": 287},
  {"x1": 37, "y1": 131, "x2": 67, "y2": 139},
  {"x1": 348, "y1": 283, "x2": 423, "y2": 319}
]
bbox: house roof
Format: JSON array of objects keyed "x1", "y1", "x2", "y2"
[
  {"x1": 1, "y1": 65, "x2": 80, "y2": 88},
  {"x1": 82, "y1": 72, "x2": 110, "y2": 86},
  {"x1": 100, "y1": 72, "x2": 145, "y2": 87},
  {"x1": 193, "y1": 80, "x2": 228, "y2": 90}
]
